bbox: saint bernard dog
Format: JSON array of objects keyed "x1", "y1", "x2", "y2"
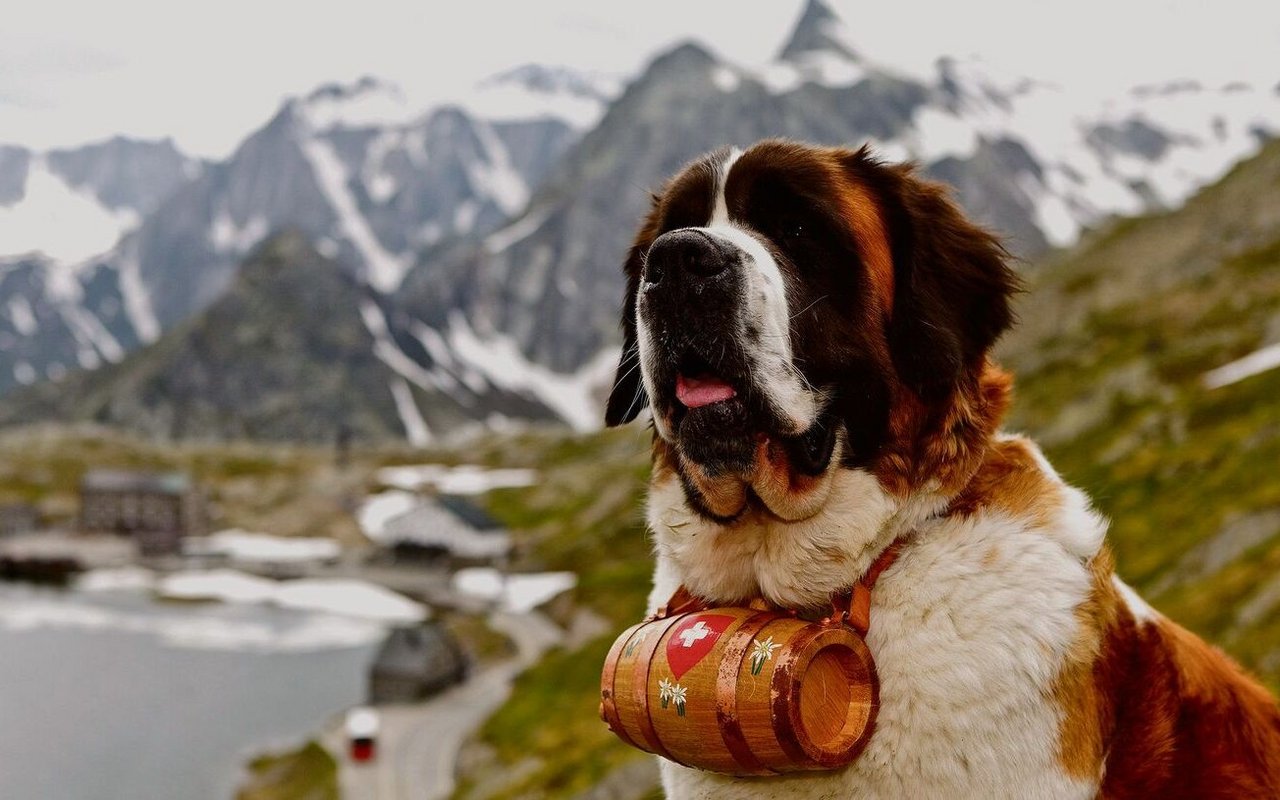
[{"x1": 603, "y1": 140, "x2": 1280, "y2": 799}]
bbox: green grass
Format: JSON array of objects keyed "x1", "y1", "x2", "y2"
[
  {"x1": 450, "y1": 426, "x2": 659, "y2": 799},
  {"x1": 0, "y1": 424, "x2": 478, "y2": 545},
  {"x1": 236, "y1": 741, "x2": 337, "y2": 800},
  {"x1": 473, "y1": 637, "x2": 628, "y2": 799}
]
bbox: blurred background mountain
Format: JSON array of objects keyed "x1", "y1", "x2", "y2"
[
  {"x1": 2, "y1": 1, "x2": 1279, "y2": 799},
  {"x1": 4, "y1": 0, "x2": 1277, "y2": 439}
]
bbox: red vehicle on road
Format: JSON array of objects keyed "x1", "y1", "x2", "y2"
[{"x1": 345, "y1": 707, "x2": 380, "y2": 763}]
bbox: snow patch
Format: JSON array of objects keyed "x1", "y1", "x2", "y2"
[
  {"x1": 1202, "y1": 342, "x2": 1280, "y2": 389},
  {"x1": 5, "y1": 296, "x2": 36, "y2": 335},
  {"x1": 376, "y1": 463, "x2": 537, "y2": 494},
  {"x1": 463, "y1": 84, "x2": 609, "y2": 131},
  {"x1": 299, "y1": 136, "x2": 409, "y2": 292},
  {"x1": 161, "y1": 569, "x2": 277, "y2": 603},
  {"x1": 0, "y1": 156, "x2": 136, "y2": 262},
  {"x1": 891, "y1": 55, "x2": 1280, "y2": 246},
  {"x1": 358, "y1": 299, "x2": 448, "y2": 395},
  {"x1": 1016, "y1": 172, "x2": 1080, "y2": 248},
  {"x1": 77, "y1": 567, "x2": 157, "y2": 592},
  {"x1": 158, "y1": 569, "x2": 427, "y2": 624},
  {"x1": 356, "y1": 490, "x2": 421, "y2": 540},
  {"x1": 904, "y1": 106, "x2": 981, "y2": 162},
  {"x1": 273, "y1": 579, "x2": 426, "y2": 623},
  {"x1": 115, "y1": 240, "x2": 160, "y2": 343},
  {"x1": 0, "y1": 590, "x2": 386, "y2": 652},
  {"x1": 484, "y1": 208, "x2": 551, "y2": 255},
  {"x1": 299, "y1": 78, "x2": 419, "y2": 131},
  {"x1": 362, "y1": 128, "x2": 411, "y2": 203},
  {"x1": 184, "y1": 530, "x2": 341, "y2": 564},
  {"x1": 452, "y1": 200, "x2": 480, "y2": 233},
  {"x1": 389, "y1": 377, "x2": 432, "y2": 446},
  {"x1": 468, "y1": 119, "x2": 530, "y2": 216},
  {"x1": 13, "y1": 361, "x2": 35, "y2": 385},
  {"x1": 452, "y1": 568, "x2": 577, "y2": 613},
  {"x1": 447, "y1": 312, "x2": 617, "y2": 431},
  {"x1": 712, "y1": 66, "x2": 741, "y2": 93},
  {"x1": 758, "y1": 63, "x2": 803, "y2": 94},
  {"x1": 209, "y1": 211, "x2": 269, "y2": 253},
  {"x1": 59, "y1": 303, "x2": 125, "y2": 364}
]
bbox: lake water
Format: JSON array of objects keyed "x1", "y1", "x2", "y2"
[{"x1": 0, "y1": 583, "x2": 383, "y2": 800}]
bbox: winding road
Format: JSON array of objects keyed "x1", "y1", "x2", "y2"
[{"x1": 324, "y1": 610, "x2": 564, "y2": 800}]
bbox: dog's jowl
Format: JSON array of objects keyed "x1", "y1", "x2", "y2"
[{"x1": 603, "y1": 139, "x2": 1280, "y2": 799}]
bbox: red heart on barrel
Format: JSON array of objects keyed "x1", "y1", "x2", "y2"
[{"x1": 666, "y1": 614, "x2": 734, "y2": 679}]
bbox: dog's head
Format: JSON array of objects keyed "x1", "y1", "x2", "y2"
[{"x1": 605, "y1": 140, "x2": 1018, "y2": 602}]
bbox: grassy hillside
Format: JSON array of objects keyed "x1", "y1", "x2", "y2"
[
  {"x1": 1000, "y1": 137, "x2": 1280, "y2": 686},
  {"x1": 0, "y1": 424, "x2": 431, "y2": 544},
  {"x1": 237, "y1": 741, "x2": 338, "y2": 800},
  {"x1": 453, "y1": 427, "x2": 658, "y2": 800}
]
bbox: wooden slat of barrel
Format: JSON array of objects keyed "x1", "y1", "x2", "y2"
[
  {"x1": 714, "y1": 611, "x2": 779, "y2": 776},
  {"x1": 600, "y1": 622, "x2": 644, "y2": 750},
  {"x1": 736, "y1": 616, "x2": 813, "y2": 771},
  {"x1": 616, "y1": 613, "x2": 688, "y2": 760},
  {"x1": 647, "y1": 608, "x2": 755, "y2": 774}
]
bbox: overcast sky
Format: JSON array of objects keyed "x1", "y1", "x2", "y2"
[{"x1": 3, "y1": 0, "x2": 1278, "y2": 159}]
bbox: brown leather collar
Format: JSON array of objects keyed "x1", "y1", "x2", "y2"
[
  {"x1": 651, "y1": 538, "x2": 906, "y2": 636},
  {"x1": 837, "y1": 539, "x2": 904, "y2": 636}
]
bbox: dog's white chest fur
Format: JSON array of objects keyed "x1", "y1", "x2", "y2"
[{"x1": 653, "y1": 463, "x2": 1106, "y2": 799}]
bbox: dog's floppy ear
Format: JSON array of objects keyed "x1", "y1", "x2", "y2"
[
  {"x1": 603, "y1": 248, "x2": 646, "y2": 426},
  {"x1": 604, "y1": 202, "x2": 663, "y2": 427},
  {"x1": 853, "y1": 154, "x2": 1020, "y2": 399}
]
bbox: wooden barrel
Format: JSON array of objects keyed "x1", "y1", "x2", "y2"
[{"x1": 600, "y1": 606, "x2": 878, "y2": 776}]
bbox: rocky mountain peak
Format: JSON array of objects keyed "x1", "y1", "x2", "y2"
[
  {"x1": 479, "y1": 64, "x2": 617, "y2": 102},
  {"x1": 778, "y1": 0, "x2": 860, "y2": 64}
]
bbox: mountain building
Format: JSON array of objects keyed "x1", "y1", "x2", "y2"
[
  {"x1": 79, "y1": 469, "x2": 207, "y2": 555},
  {"x1": 368, "y1": 623, "x2": 469, "y2": 704}
]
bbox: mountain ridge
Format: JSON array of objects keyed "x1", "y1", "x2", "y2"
[
  {"x1": 2, "y1": 0, "x2": 1278, "y2": 440},
  {"x1": 0, "y1": 231, "x2": 577, "y2": 442}
]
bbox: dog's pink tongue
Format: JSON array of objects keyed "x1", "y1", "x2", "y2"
[{"x1": 676, "y1": 374, "x2": 736, "y2": 408}]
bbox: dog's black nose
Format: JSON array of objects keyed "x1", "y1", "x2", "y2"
[{"x1": 644, "y1": 229, "x2": 732, "y2": 286}]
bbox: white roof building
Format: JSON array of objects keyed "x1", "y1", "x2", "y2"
[{"x1": 376, "y1": 495, "x2": 511, "y2": 560}]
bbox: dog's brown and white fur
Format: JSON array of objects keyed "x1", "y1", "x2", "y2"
[{"x1": 604, "y1": 140, "x2": 1280, "y2": 798}]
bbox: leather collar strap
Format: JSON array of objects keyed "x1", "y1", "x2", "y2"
[
  {"x1": 839, "y1": 539, "x2": 904, "y2": 636},
  {"x1": 650, "y1": 538, "x2": 906, "y2": 636}
]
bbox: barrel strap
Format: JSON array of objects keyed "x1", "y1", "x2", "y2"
[
  {"x1": 648, "y1": 584, "x2": 708, "y2": 620},
  {"x1": 838, "y1": 539, "x2": 905, "y2": 636}
]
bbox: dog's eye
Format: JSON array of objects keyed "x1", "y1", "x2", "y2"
[{"x1": 774, "y1": 214, "x2": 806, "y2": 241}]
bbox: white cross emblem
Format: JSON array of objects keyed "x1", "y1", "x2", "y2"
[{"x1": 678, "y1": 621, "x2": 713, "y2": 648}]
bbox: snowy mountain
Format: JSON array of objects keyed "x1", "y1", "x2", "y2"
[
  {"x1": 0, "y1": 137, "x2": 200, "y2": 392},
  {"x1": 0, "y1": 70, "x2": 604, "y2": 405},
  {"x1": 119, "y1": 74, "x2": 588, "y2": 331},
  {"x1": 0, "y1": 231, "x2": 587, "y2": 442},
  {"x1": 0, "y1": 137, "x2": 198, "y2": 263},
  {"x1": 2, "y1": 0, "x2": 1277, "y2": 442},
  {"x1": 469, "y1": 64, "x2": 622, "y2": 130},
  {"x1": 400, "y1": 0, "x2": 1280, "y2": 378}
]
